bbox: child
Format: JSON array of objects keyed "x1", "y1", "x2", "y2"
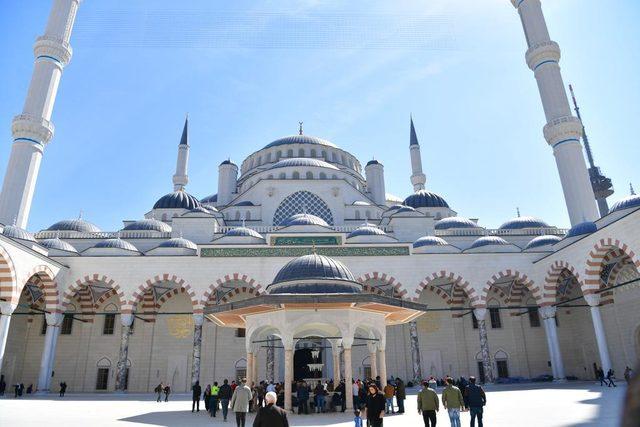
[{"x1": 354, "y1": 409, "x2": 363, "y2": 427}]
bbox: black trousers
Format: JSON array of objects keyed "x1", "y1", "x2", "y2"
[
  {"x1": 368, "y1": 418, "x2": 383, "y2": 427},
  {"x1": 422, "y1": 410, "x2": 437, "y2": 427},
  {"x1": 192, "y1": 398, "x2": 200, "y2": 411},
  {"x1": 397, "y1": 398, "x2": 405, "y2": 413},
  {"x1": 235, "y1": 412, "x2": 246, "y2": 427}
]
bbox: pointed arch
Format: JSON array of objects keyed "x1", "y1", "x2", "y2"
[
  {"x1": 272, "y1": 190, "x2": 334, "y2": 225},
  {"x1": 23, "y1": 265, "x2": 59, "y2": 313},
  {"x1": 585, "y1": 238, "x2": 640, "y2": 295},
  {"x1": 129, "y1": 274, "x2": 199, "y2": 314},
  {"x1": 0, "y1": 245, "x2": 17, "y2": 304},
  {"x1": 63, "y1": 274, "x2": 125, "y2": 314},
  {"x1": 480, "y1": 269, "x2": 541, "y2": 307},
  {"x1": 415, "y1": 270, "x2": 478, "y2": 306},
  {"x1": 202, "y1": 273, "x2": 262, "y2": 306},
  {"x1": 356, "y1": 272, "x2": 407, "y2": 299}
]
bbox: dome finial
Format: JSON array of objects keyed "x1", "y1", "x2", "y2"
[
  {"x1": 11, "y1": 216, "x2": 17, "y2": 226},
  {"x1": 630, "y1": 182, "x2": 636, "y2": 196},
  {"x1": 78, "y1": 209, "x2": 83, "y2": 220},
  {"x1": 311, "y1": 240, "x2": 317, "y2": 254},
  {"x1": 298, "y1": 121, "x2": 304, "y2": 135},
  {"x1": 516, "y1": 207, "x2": 521, "y2": 217}
]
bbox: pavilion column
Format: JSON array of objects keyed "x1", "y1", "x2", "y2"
[
  {"x1": 115, "y1": 314, "x2": 134, "y2": 392},
  {"x1": 474, "y1": 308, "x2": 495, "y2": 383},
  {"x1": 368, "y1": 343, "x2": 378, "y2": 380},
  {"x1": 330, "y1": 339, "x2": 341, "y2": 384},
  {"x1": 378, "y1": 346, "x2": 387, "y2": 389},
  {"x1": 190, "y1": 314, "x2": 204, "y2": 386},
  {"x1": 246, "y1": 352, "x2": 254, "y2": 385},
  {"x1": 409, "y1": 320, "x2": 422, "y2": 384},
  {"x1": 266, "y1": 336, "x2": 275, "y2": 382},
  {"x1": 0, "y1": 302, "x2": 17, "y2": 375},
  {"x1": 539, "y1": 306, "x2": 565, "y2": 381},
  {"x1": 37, "y1": 312, "x2": 62, "y2": 393},
  {"x1": 253, "y1": 347, "x2": 259, "y2": 384},
  {"x1": 284, "y1": 346, "x2": 294, "y2": 412},
  {"x1": 343, "y1": 338, "x2": 354, "y2": 411},
  {"x1": 585, "y1": 295, "x2": 612, "y2": 373}
]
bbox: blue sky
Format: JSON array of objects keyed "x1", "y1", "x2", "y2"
[{"x1": 0, "y1": 0, "x2": 639, "y2": 231}]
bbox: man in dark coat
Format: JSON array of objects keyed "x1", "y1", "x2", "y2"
[
  {"x1": 253, "y1": 391, "x2": 289, "y2": 427},
  {"x1": 464, "y1": 376, "x2": 486, "y2": 427},
  {"x1": 395, "y1": 378, "x2": 406, "y2": 413},
  {"x1": 364, "y1": 384, "x2": 386, "y2": 427},
  {"x1": 192, "y1": 381, "x2": 202, "y2": 412},
  {"x1": 219, "y1": 379, "x2": 233, "y2": 421}
]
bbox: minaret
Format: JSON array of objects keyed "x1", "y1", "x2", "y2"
[
  {"x1": 0, "y1": 0, "x2": 82, "y2": 228},
  {"x1": 569, "y1": 84, "x2": 614, "y2": 217},
  {"x1": 172, "y1": 116, "x2": 190, "y2": 191},
  {"x1": 409, "y1": 116, "x2": 426, "y2": 192},
  {"x1": 511, "y1": 0, "x2": 598, "y2": 226}
]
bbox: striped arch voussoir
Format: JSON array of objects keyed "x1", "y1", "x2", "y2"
[
  {"x1": 544, "y1": 260, "x2": 581, "y2": 304},
  {"x1": 483, "y1": 269, "x2": 541, "y2": 307},
  {"x1": 130, "y1": 274, "x2": 200, "y2": 314},
  {"x1": 415, "y1": 271, "x2": 476, "y2": 306},
  {"x1": 24, "y1": 265, "x2": 59, "y2": 313},
  {"x1": 63, "y1": 275, "x2": 124, "y2": 314},
  {"x1": 584, "y1": 238, "x2": 640, "y2": 296},
  {"x1": 202, "y1": 273, "x2": 262, "y2": 307},
  {"x1": 0, "y1": 245, "x2": 17, "y2": 304},
  {"x1": 356, "y1": 272, "x2": 407, "y2": 299}
]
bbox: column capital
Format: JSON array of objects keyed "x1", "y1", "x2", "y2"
[
  {"x1": 341, "y1": 336, "x2": 354, "y2": 349},
  {"x1": 120, "y1": 313, "x2": 135, "y2": 327},
  {"x1": 45, "y1": 312, "x2": 63, "y2": 326},
  {"x1": 0, "y1": 301, "x2": 18, "y2": 315},
  {"x1": 366, "y1": 342, "x2": 378, "y2": 354},
  {"x1": 473, "y1": 308, "x2": 487, "y2": 321},
  {"x1": 192, "y1": 313, "x2": 204, "y2": 326},
  {"x1": 583, "y1": 294, "x2": 600, "y2": 307},
  {"x1": 539, "y1": 306, "x2": 557, "y2": 320}
]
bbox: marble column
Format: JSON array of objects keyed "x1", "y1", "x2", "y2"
[
  {"x1": 330, "y1": 339, "x2": 341, "y2": 384},
  {"x1": 191, "y1": 314, "x2": 204, "y2": 386},
  {"x1": 474, "y1": 308, "x2": 495, "y2": 383},
  {"x1": 0, "y1": 302, "x2": 17, "y2": 375},
  {"x1": 253, "y1": 348, "x2": 259, "y2": 384},
  {"x1": 284, "y1": 348, "x2": 293, "y2": 411},
  {"x1": 368, "y1": 343, "x2": 378, "y2": 380},
  {"x1": 343, "y1": 344, "x2": 354, "y2": 411},
  {"x1": 115, "y1": 313, "x2": 134, "y2": 392},
  {"x1": 539, "y1": 306, "x2": 565, "y2": 381},
  {"x1": 378, "y1": 348, "x2": 387, "y2": 389},
  {"x1": 266, "y1": 336, "x2": 275, "y2": 382},
  {"x1": 409, "y1": 320, "x2": 422, "y2": 384},
  {"x1": 584, "y1": 295, "x2": 612, "y2": 373},
  {"x1": 37, "y1": 312, "x2": 62, "y2": 392},
  {"x1": 246, "y1": 352, "x2": 254, "y2": 386}
]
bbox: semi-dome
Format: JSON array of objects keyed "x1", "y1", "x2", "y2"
[
  {"x1": 281, "y1": 213, "x2": 329, "y2": 227},
  {"x1": 225, "y1": 227, "x2": 264, "y2": 239},
  {"x1": 122, "y1": 219, "x2": 171, "y2": 233},
  {"x1": 267, "y1": 253, "x2": 361, "y2": 295},
  {"x1": 413, "y1": 236, "x2": 449, "y2": 248},
  {"x1": 157, "y1": 237, "x2": 197, "y2": 250},
  {"x1": 435, "y1": 217, "x2": 478, "y2": 230},
  {"x1": 153, "y1": 190, "x2": 201, "y2": 210},
  {"x1": 499, "y1": 216, "x2": 549, "y2": 230},
  {"x1": 352, "y1": 201, "x2": 371, "y2": 206},
  {"x1": 2, "y1": 225, "x2": 36, "y2": 242},
  {"x1": 469, "y1": 236, "x2": 510, "y2": 249},
  {"x1": 347, "y1": 223, "x2": 386, "y2": 238},
  {"x1": 403, "y1": 190, "x2": 449, "y2": 209},
  {"x1": 269, "y1": 158, "x2": 339, "y2": 170},
  {"x1": 524, "y1": 235, "x2": 562, "y2": 250},
  {"x1": 47, "y1": 219, "x2": 101, "y2": 233},
  {"x1": 201, "y1": 193, "x2": 218, "y2": 204},
  {"x1": 565, "y1": 221, "x2": 597, "y2": 238},
  {"x1": 263, "y1": 135, "x2": 337, "y2": 150},
  {"x1": 38, "y1": 238, "x2": 77, "y2": 253},
  {"x1": 610, "y1": 194, "x2": 640, "y2": 213},
  {"x1": 93, "y1": 238, "x2": 138, "y2": 252}
]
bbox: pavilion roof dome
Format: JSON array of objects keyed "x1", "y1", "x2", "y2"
[
  {"x1": 524, "y1": 235, "x2": 562, "y2": 250},
  {"x1": 347, "y1": 223, "x2": 386, "y2": 238},
  {"x1": 47, "y1": 219, "x2": 101, "y2": 233},
  {"x1": 499, "y1": 216, "x2": 549, "y2": 230},
  {"x1": 263, "y1": 135, "x2": 337, "y2": 150},
  {"x1": 565, "y1": 221, "x2": 597, "y2": 238},
  {"x1": 38, "y1": 238, "x2": 77, "y2": 253},
  {"x1": 281, "y1": 213, "x2": 329, "y2": 227},
  {"x1": 413, "y1": 236, "x2": 449, "y2": 248},
  {"x1": 403, "y1": 190, "x2": 449, "y2": 209},
  {"x1": 93, "y1": 238, "x2": 139, "y2": 252},
  {"x1": 2, "y1": 225, "x2": 36, "y2": 242},
  {"x1": 157, "y1": 237, "x2": 197, "y2": 250},
  {"x1": 224, "y1": 227, "x2": 263, "y2": 239},
  {"x1": 121, "y1": 218, "x2": 171, "y2": 233},
  {"x1": 610, "y1": 194, "x2": 640, "y2": 213},
  {"x1": 469, "y1": 236, "x2": 510, "y2": 249},
  {"x1": 435, "y1": 217, "x2": 478, "y2": 230},
  {"x1": 153, "y1": 190, "x2": 201, "y2": 210}
]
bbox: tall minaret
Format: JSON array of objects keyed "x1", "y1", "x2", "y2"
[
  {"x1": 511, "y1": 0, "x2": 598, "y2": 225},
  {"x1": 0, "y1": 0, "x2": 82, "y2": 228},
  {"x1": 409, "y1": 116, "x2": 426, "y2": 192},
  {"x1": 172, "y1": 116, "x2": 190, "y2": 191}
]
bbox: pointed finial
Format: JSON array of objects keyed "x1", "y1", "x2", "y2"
[
  {"x1": 630, "y1": 183, "x2": 636, "y2": 196},
  {"x1": 11, "y1": 216, "x2": 17, "y2": 226},
  {"x1": 311, "y1": 240, "x2": 317, "y2": 254},
  {"x1": 78, "y1": 209, "x2": 83, "y2": 220},
  {"x1": 179, "y1": 114, "x2": 189, "y2": 146},
  {"x1": 299, "y1": 121, "x2": 304, "y2": 135},
  {"x1": 301, "y1": 203, "x2": 307, "y2": 215},
  {"x1": 179, "y1": 230, "x2": 183, "y2": 238},
  {"x1": 516, "y1": 207, "x2": 521, "y2": 217},
  {"x1": 410, "y1": 115, "x2": 419, "y2": 146},
  {"x1": 116, "y1": 230, "x2": 121, "y2": 239}
]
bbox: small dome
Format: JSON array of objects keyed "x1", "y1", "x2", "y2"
[
  {"x1": 347, "y1": 224, "x2": 386, "y2": 238},
  {"x1": 201, "y1": 193, "x2": 218, "y2": 204},
  {"x1": 263, "y1": 135, "x2": 337, "y2": 150},
  {"x1": 234, "y1": 201, "x2": 255, "y2": 206},
  {"x1": 225, "y1": 227, "x2": 264, "y2": 239},
  {"x1": 153, "y1": 191, "x2": 201, "y2": 210},
  {"x1": 435, "y1": 217, "x2": 478, "y2": 230},
  {"x1": 352, "y1": 201, "x2": 371, "y2": 206},
  {"x1": 610, "y1": 194, "x2": 640, "y2": 213},
  {"x1": 122, "y1": 219, "x2": 171, "y2": 233},
  {"x1": 281, "y1": 213, "x2": 329, "y2": 227},
  {"x1": 269, "y1": 158, "x2": 339, "y2": 170},
  {"x1": 366, "y1": 160, "x2": 381, "y2": 166},
  {"x1": 93, "y1": 238, "x2": 138, "y2": 252},
  {"x1": 47, "y1": 219, "x2": 101, "y2": 233},
  {"x1": 2, "y1": 225, "x2": 36, "y2": 242},
  {"x1": 469, "y1": 236, "x2": 510, "y2": 249},
  {"x1": 413, "y1": 236, "x2": 449, "y2": 248},
  {"x1": 403, "y1": 190, "x2": 449, "y2": 209},
  {"x1": 499, "y1": 216, "x2": 549, "y2": 230},
  {"x1": 566, "y1": 221, "x2": 597, "y2": 238},
  {"x1": 220, "y1": 160, "x2": 236, "y2": 166},
  {"x1": 158, "y1": 237, "x2": 197, "y2": 250},
  {"x1": 524, "y1": 235, "x2": 562, "y2": 250},
  {"x1": 38, "y1": 238, "x2": 77, "y2": 253}
]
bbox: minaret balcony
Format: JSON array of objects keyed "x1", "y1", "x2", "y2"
[
  {"x1": 526, "y1": 40, "x2": 561, "y2": 71},
  {"x1": 12, "y1": 114, "x2": 55, "y2": 146},
  {"x1": 34, "y1": 36, "x2": 73, "y2": 67},
  {"x1": 543, "y1": 116, "x2": 582, "y2": 148}
]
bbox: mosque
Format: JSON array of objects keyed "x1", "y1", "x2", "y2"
[{"x1": 1, "y1": 0, "x2": 639, "y2": 410}]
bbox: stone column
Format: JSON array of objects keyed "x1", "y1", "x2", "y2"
[
  {"x1": 474, "y1": 308, "x2": 495, "y2": 383},
  {"x1": 246, "y1": 352, "x2": 254, "y2": 386},
  {"x1": 408, "y1": 320, "x2": 422, "y2": 384},
  {"x1": 0, "y1": 302, "x2": 17, "y2": 374},
  {"x1": 539, "y1": 306, "x2": 565, "y2": 381},
  {"x1": 585, "y1": 295, "x2": 612, "y2": 373},
  {"x1": 253, "y1": 348, "x2": 259, "y2": 384},
  {"x1": 284, "y1": 347, "x2": 293, "y2": 412},
  {"x1": 332, "y1": 343, "x2": 341, "y2": 384},
  {"x1": 190, "y1": 314, "x2": 204, "y2": 386},
  {"x1": 378, "y1": 347, "x2": 388, "y2": 389},
  {"x1": 368, "y1": 343, "x2": 378, "y2": 380},
  {"x1": 266, "y1": 336, "x2": 275, "y2": 382},
  {"x1": 343, "y1": 344, "x2": 354, "y2": 411},
  {"x1": 115, "y1": 313, "x2": 134, "y2": 392},
  {"x1": 37, "y1": 312, "x2": 62, "y2": 392}
]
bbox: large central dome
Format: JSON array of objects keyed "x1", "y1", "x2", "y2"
[{"x1": 263, "y1": 135, "x2": 337, "y2": 150}]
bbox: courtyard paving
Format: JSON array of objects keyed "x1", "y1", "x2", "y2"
[{"x1": 0, "y1": 382, "x2": 627, "y2": 426}]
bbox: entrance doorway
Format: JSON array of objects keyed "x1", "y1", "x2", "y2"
[{"x1": 477, "y1": 362, "x2": 486, "y2": 384}]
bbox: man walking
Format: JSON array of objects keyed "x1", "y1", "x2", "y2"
[
  {"x1": 383, "y1": 380, "x2": 395, "y2": 414},
  {"x1": 155, "y1": 383, "x2": 163, "y2": 402},
  {"x1": 210, "y1": 381, "x2": 220, "y2": 417},
  {"x1": 607, "y1": 369, "x2": 617, "y2": 387},
  {"x1": 297, "y1": 380, "x2": 309, "y2": 414},
  {"x1": 219, "y1": 379, "x2": 233, "y2": 421},
  {"x1": 417, "y1": 380, "x2": 439, "y2": 427},
  {"x1": 192, "y1": 381, "x2": 202, "y2": 412},
  {"x1": 395, "y1": 378, "x2": 406, "y2": 414},
  {"x1": 465, "y1": 376, "x2": 486, "y2": 427},
  {"x1": 253, "y1": 391, "x2": 289, "y2": 427},
  {"x1": 230, "y1": 377, "x2": 252, "y2": 427},
  {"x1": 442, "y1": 377, "x2": 464, "y2": 427}
]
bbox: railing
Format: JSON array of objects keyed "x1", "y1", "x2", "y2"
[
  {"x1": 217, "y1": 224, "x2": 393, "y2": 234},
  {"x1": 35, "y1": 231, "x2": 172, "y2": 239},
  {"x1": 435, "y1": 227, "x2": 567, "y2": 237}
]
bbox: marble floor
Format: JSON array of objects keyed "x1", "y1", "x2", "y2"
[{"x1": 0, "y1": 382, "x2": 628, "y2": 426}]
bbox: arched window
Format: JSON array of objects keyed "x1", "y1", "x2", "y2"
[
  {"x1": 310, "y1": 149, "x2": 316, "y2": 158},
  {"x1": 287, "y1": 149, "x2": 293, "y2": 157},
  {"x1": 366, "y1": 210, "x2": 371, "y2": 219},
  {"x1": 341, "y1": 155, "x2": 346, "y2": 165},
  {"x1": 273, "y1": 191, "x2": 334, "y2": 225},
  {"x1": 267, "y1": 152, "x2": 272, "y2": 162},
  {"x1": 235, "y1": 211, "x2": 241, "y2": 221},
  {"x1": 292, "y1": 171, "x2": 300, "y2": 180},
  {"x1": 355, "y1": 211, "x2": 361, "y2": 220},
  {"x1": 495, "y1": 350, "x2": 509, "y2": 378},
  {"x1": 321, "y1": 150, "x2": 327, "y2": 160},
  {"x1": 349, "y1": 160, "x2": 354, "y2": 169},
  {"x1": 298, "y1": 148, "x2": 305, "y2": 157},
  {"x1": 305, "y1": 171, "x2": 313, "y2": 179},
  {"x1": 257, "y1": 156, "x2": 262, "y2": 165},
  {"x1": 319, "y1": 172, "x2": 327, "y2": 180},
  {"x1": 276, "y1": 151, "x2": 282, "y2": 160},
  {"x1": 161, "y1": 213, "x2": 167, "y2": 221},
  {"x1": 245, "y1": 211, "x2": 251, "y2": 221},
  {"x1": 332, "y1": 174, "x2": 338, "y2": 180},
  {"x1": 279, "y1": 172, "x2": 286, "y2": 179},
  {"x1": 332, "y1": 152, "x2": 338, "y2": 162},
  {"x1": 267, "y1": 174, "x2": 273, "y2": 179}
]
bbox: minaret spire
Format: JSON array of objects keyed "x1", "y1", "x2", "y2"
[
  {"x1": 172, "y1": 115, "x2": 190, "y2": 191},
  {"x1": 298, "y1": 121, "x2": 304, "y2": 135},
  {"x1": 409, "y1": 115, "x2": 426, "y2": 192},
  {"x1": 630, "y1": 183, "x2": 636, "y2": 196}
]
